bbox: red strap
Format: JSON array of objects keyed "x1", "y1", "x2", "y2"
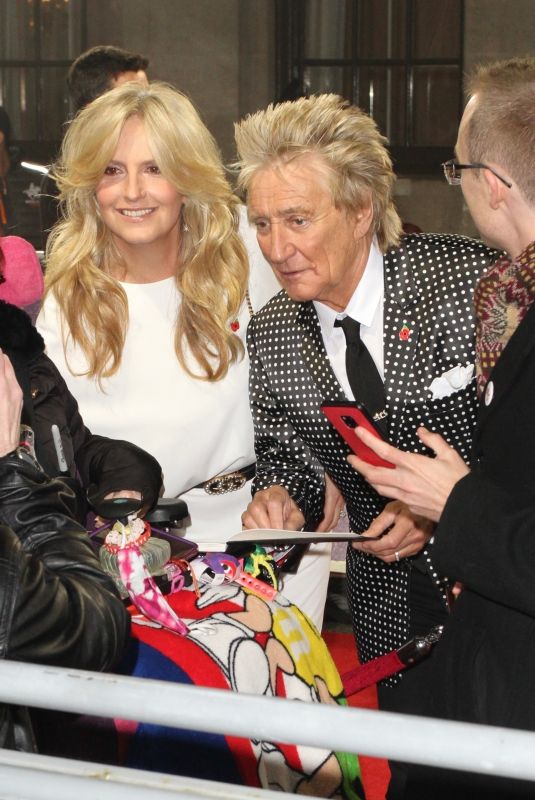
[{"x1": 342, "y1": 649, "x2": 405, "y2": 696}]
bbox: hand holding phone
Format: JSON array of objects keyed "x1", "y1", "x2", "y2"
[{"x1": 321, "y1": 400, "x2": 395, "y2": 469}]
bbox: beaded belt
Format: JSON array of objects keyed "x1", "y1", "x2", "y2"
[{"x1": 196, "y1": 463, "x2": 256, "y2": 495}]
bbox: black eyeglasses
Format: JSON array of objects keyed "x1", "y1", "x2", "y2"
[{"x1": 442, "y1": 159, "x2": 512, "y2": 188}]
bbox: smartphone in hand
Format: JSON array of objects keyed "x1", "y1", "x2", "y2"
[{"x1": 321, "y1": 400, "x2": 395, "y2": 469}]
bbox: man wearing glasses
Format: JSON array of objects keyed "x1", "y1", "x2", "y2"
[
  {"x1": 349, "y1": 57, "x2": 535, "y2": 797},
  {"x1": 236, "y1": 93, "x2": 497, "y2": 716}
]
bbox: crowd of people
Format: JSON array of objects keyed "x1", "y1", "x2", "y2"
[{"x1": 2, "y1": 40, "x2": 535, "y2": 799}]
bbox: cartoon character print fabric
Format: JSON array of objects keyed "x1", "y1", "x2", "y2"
[{"x1": 118, "y1": 582, "x2": 363, "y2": 798}]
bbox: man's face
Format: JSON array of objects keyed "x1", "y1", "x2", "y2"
[
  {"x1": 248, "y1": 153, "x2": 373, "y2": 311},
  {"x1": 111, "y1": 69, "x2": 148, "y2": 89}
]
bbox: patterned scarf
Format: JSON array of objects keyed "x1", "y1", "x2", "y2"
[{"x1": 474, "y1": 240, "x2": 535, "y2": 396}]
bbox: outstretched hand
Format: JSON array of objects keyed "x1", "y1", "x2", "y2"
[
  {"x1": 0, "y1": 350, "x2": 23, "y2": 457},
  {"x1": 348, "y1": 426, "x2": 469, "y2": 522}
]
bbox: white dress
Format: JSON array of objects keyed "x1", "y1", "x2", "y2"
[{"x1": 37, "y1": 214, "x2": 331, "y2": 629}]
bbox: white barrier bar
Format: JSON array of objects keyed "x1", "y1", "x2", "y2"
[
  {"x1": 0, "y1": 749, "x2": 293, "y2": 800},
  {"x1": 1, "y1": 660, "x2": 535, "y2": 784}
]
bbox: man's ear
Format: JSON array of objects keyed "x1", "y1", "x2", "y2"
[
  {"x1": 351, "y1": 199, "x2": 374, "y2": 240},
  {"x1": 483, "y1": 165, "x2": 509, "y2": 211}
]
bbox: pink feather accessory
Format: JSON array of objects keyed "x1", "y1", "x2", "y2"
[{"x1": 107, "y1": 520, "x2": 189, "y2": 636}]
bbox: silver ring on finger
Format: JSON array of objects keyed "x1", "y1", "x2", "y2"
[{"x1": 395, "y1": 550, "x2": 401, "y2": 562}]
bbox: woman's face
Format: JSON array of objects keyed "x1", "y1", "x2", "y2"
[{"x1": 96, "y1": 115, "x2": 184, "y2": 255}]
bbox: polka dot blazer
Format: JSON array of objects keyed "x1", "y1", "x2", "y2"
[{"x1": 247, "y1": 233, "x2": 498, "y2": 674}]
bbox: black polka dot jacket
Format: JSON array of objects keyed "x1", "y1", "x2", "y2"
[{"x1": 247, "y1": 233, "x2": 499, "y2": 668}]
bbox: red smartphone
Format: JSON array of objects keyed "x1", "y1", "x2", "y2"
[{"x1": 321, "y1": 400, "x2": 395, "y2": 469}]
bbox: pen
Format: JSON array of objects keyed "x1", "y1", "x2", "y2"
[{"x1": 51, "y1": 424, "x2": 68, "y2": 473}]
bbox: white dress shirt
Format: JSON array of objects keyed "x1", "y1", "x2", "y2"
[{"x1": 313, "y1": 239, "x2": 384, "y2": 400}]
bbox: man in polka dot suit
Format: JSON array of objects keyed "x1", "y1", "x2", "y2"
[
  {"x1": 235, "y1": 94, "x2": 497, "y2": 713},
  {"x1": 345, "y1": 58, "x2": 535, "y2": 797}
]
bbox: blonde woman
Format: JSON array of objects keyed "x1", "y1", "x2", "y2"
[{"x1": 37, "y1": 82, "x2": 333, "y2": 628}]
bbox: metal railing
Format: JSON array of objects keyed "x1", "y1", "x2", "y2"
[
  {"x1": 1, "y1": 660, "x2": 534, "y2": 797},
  {"x1": 0, "y1": 749, "x2": 296, "y2": 800}
]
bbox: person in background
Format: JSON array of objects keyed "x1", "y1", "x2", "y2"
[
  {"x1": 0, "y1": 106, "x2": 44, "y2": 249},
  {"x1": 37, "y1": 81, "x2": 332, "y2": 629},
  {"x1": 345, "y1": 56, "x2": 535, "y2": 799},
  {"x1": 0, "y1": 349, "x2": 129, "y2": 751},
  {"x1": 235, "y1": 93, "x2": 497, "y2": 710},
  {"x1": 40, "y1": 45, "x2": 149, "y2": 246},
  {"x1": 67, "y1": 44, "x2": 149, "y2": 112}
]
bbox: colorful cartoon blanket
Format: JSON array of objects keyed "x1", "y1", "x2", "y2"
[{"x1": 117, "y1": 582, "x2": 363, "y2": 798}]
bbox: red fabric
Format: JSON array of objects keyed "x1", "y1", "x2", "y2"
[
  {"x1": 342, "y1": 649, "x2": 405, "y2": 696},
  {"x1": 323, "y1": 631, "x2": 391, "y2": 800},
  {"x1": 0, "y1": 236, "x2": 43, "y2": 307}
]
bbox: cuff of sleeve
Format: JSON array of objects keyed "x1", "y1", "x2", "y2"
[{"x1": 0, "y1": 447, "x2": 42, "y2": 471}]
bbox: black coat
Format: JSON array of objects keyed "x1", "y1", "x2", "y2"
[
  {"x1": 0, "y1": 300, "x2": 162, "y2": 520},
  {"x1": 0, "y1": 452, "x2": 130, "y2": 750},
  {"x1": 400, "y1": 301, "x2": 535, "y2": 798}
]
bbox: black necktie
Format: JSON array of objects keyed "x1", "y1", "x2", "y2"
[{"x1": 334, "y1": 316, "x2": 387, "y2": 434}]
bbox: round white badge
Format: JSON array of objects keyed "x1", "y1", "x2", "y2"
[{"x1": 484, "y1": 380, "x2": 494, "y2": 406}]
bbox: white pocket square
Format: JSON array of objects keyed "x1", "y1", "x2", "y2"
[{"x1": 429, "y1": 364, "x2": 474, "y2": 400}]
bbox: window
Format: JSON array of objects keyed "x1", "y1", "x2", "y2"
[
  {"x1": 276, "y1": 0, "x2": 464, "y2": 174},
  {"x1": 0, "y1": 0, "x2": 86, "y2": 162}
]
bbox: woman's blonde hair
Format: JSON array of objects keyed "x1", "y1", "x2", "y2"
[
  {"x1": 234, "y1": 94, "x2": 401, "y2": 252},
  {"x1": 45, "y1": 81, "x2": 248, "y2": 381}
]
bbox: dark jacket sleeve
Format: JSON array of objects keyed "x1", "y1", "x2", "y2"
[
  {"x1": 433, "y1": 469, "x2": 535, "y2": 618},
  {"x1": 32, "y1": 355, "x2": 163, "y2": 512},
  {"x1": 0, "y1": 453, "x2": 129, "y2": 669}
]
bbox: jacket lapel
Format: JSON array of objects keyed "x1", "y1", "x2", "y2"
[
  {"x1": 297, "y1": 302, "x2": 346, "y2": 401},
  {"x1": 382, "y1": 246, "x2": 422, "y2": 440}
]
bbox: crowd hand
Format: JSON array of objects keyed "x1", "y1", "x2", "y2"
[
  {"x1": 347, "y1": 426, "x2": 469, "y2": 523},
  {"x1": 352, "y1": 499, "x2": 434, "y2": 563},
  {"x1": 97, "y1": 490, "x2": 146, "y2": 523},
  {"x1": 0, "y1": 350, "x2": 23, "y2": 457},
  {"x1": 316, "y1": 473, "x2": 345, "y2": 532},
  {"x1": 241, "y1": 485, "x2": 305, "y2": 531}
]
